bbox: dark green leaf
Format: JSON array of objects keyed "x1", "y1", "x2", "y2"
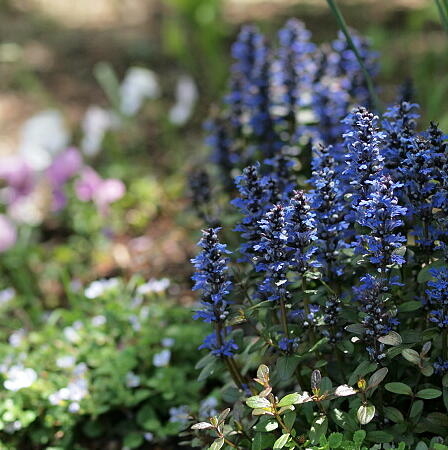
[
  {"x1": 402, "y1": 348, "x2": 421, "y2": 365},
  {"x1": 368, "y1": 367, "x2": 388, "y2": 389},
  {"x1": 384, "y1": 406, "x2": 404, "y2": 423},
  {"x1": 385, "y1": 382, "x2": 413, "y2": 396},
  {"x1": 276, "y1": 356, "x2": 299, "y2": 382},
  {"x1": 398, "y1": 301, "x2": 423, "y2": 312},
  {"x1": 277, "y1": 393, "x2": 301, "y2": 407},
  {"x1": 416, "y1": 388, "x2": 442, "y2": 399}
]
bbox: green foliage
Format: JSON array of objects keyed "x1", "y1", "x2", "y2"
[{"x1": 0, "y1": 277, "x2": 208, "y2": 448}]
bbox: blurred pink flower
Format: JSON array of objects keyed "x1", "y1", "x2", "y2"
[
  {"x1": 0, "y1": 215, "x2": 17, "y2": 252},
  {"x1": 74, "y1": 167, "x2": 101, "y2": 202},
  {"x1": 0, "y1": 157, "x2": 34, "y2": 205},
  {"x1": 47, "y1": 147, "x2": 82, "y2": 186},
  {"x1": 75, "y1": 167, "x2": 125, "y2": 215},
  {"x1": 47, "y1": 147, "x2": 83, "y2": 211}
]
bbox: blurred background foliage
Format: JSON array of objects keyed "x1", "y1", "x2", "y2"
[{"x1": 0, "y1": 0, "x2": 446, "y2": 306}]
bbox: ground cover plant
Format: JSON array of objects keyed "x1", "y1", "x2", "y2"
[
  {"x1": 0, "y1": 276, "x2": 215, "y2": 449},
  {"x1": 187, "y1": 16, "x2": 448, "y2": 450}
]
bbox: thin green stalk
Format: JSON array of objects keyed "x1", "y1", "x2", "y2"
[
  {"x1": 435, "y1": 0, "x2": 448, "y2": 34},
  {"x1": 443, "y1": 328, "x2": 448, "y2": 361},
  {"x1": 273, "y1": 410, "x2": 303, "y2": 447},
  {"x1": 279, "y1": 295, "x2": 290, "y2": 341},
  {"x1": 326, "y1": 0, "x2": 382, "y2": 112}
]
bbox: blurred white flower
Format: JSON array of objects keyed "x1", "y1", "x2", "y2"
[
  {"x1": 81, "y1": 106, "x2": 117, "y2": 157},
  {"x1": 63, "y1": 326, "x2": 80, "y2": 343},
  {"x1": 9, "y1": 329, "x2": 25, "y2": 347},
  {"x1": 199, "y1": 396, "x2": 218, "y2": 418},
  {"x1": 7, "y1": 179, "x2": 49, "y2": 226},
  {"x1": 153, "y1": 349, "x2": 171, "y2": 367},
  {"x1": 140, "y1": 306, "x2": 149, "y2": 320},
  {"x1": 73, "y1": 363, "x2": 87, "y2": 376},
  {"x1": 68, "y1": 402, "x2": 80, "y2": 413},
  {"x1": 120, "y1": 67, "x2": 160, "y2": 116},
  {"x1": 84, "y1": 278, "x2": 119, "y2": 299},
  {"x1": 144, "y1": 432, "x2": 154, "y2": 442},
  {"x1": 161, "y1": 338, "x2": 175, "y2": 348},
  {"x1": 137, "y1": 278, "x2": 170, "y2": 295},
  {"x1": 0, "y1": 288, "x2": 15, "y2": 306},
  {"x1": 4, "y1": 366, "x2": 37, "y2": 391},
  {"x1": 56, "y1": 355, "x2": 76, "y2": 369},
  {"x1": 91, "y1": 315, "x2": 106, "y2": 327},
  {"x1": 49, "y1": 362, "x2": 89, "y2": 411},
  {"x1": 168, "y1": 75, "x2": 198, "y2": 126},
  {"x1": 169, "y1": 405, "x2": 190, "y2": 424},
  {"x1": 4, "y1": 420, "x2": 22, "y2": 433},
  {"x1": 125, "y1": 371, "x2": 140, "y2": 388},
  {"x1": 129, "y1": 314, "x2": 141, "y2": 332},
  {"x1": 19, "y1": 110, "x2": 69, "y2": 170}
]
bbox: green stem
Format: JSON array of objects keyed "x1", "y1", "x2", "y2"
[
  {"x1": 223, "y1": 436, "x2": 239, "y2": 449},
  {"x1": 279, "y1": 295, "x2": 290, "y2": 340},
  {"x1": 443, "y1": 328, "x2": 448, "y2": 361},
  {"x1": 326, "y1": 0, "x2": 382, "y2": 112},
  {"x1": 274, "y1": 411, "x2": 303, "y2": 447}
]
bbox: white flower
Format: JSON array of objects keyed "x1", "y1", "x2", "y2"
[
  {"x1": 129, "y1": 315, "x2": 141, "y2": 331},
  {"x1": 91, "y1": 315, "x2": 106, "y2": 327},
  {"x1": 9, "y1": 329, "x2": 25, "y2": 347},
  {"x1": 120, "y1": 67, "x2": 160, "y2": 116},
  {"x1": 63, "y1": 326, "x2": 80, "y2": 343},
  {"x1": 73, "y1": 363, "x2": 87, "y2": 376},
  {"x1": 81, "y1": 106, "x2": 117, "y2": 157},
  {"x1": 84, "y1": 278, "x2": 119, "y2": 299},
  {"x1": 4, "y1": 366, "x2": 37, "y2": 391},
  {"x1": 137, "y1": 278, "x2": 170, "y2": 295},
  {"x1": 161, "y1": 338, "x2": 175, "y2": 348},
  {"x1": 144, "y1": 432, "x2": 154, "y2": 442},
  {"x1": 199, "y1": 397, "x2": 218, "y2": 418},
  {"x1": 0, "y1": 288, "x2": 15, "y2": 306},
  {"x1": 125, "y1": 371, "x2": 140, "y2": 388},
  {"x1": 169, "y1": 405, "x2": 190, "y2": 424},
  {"x1": 153, "y1": 349, "x2": 171, "y2": 367},
  {"x1": 19, "y1": 110, "x2": 69, "y2": 170},
  {"x1": 56, "y1": 355, "x2": 76, "y2": 369},
  {"x1": 168, "y1": 75, "x2": 198, "y2": 126},
  {"x1": 68, "y1": 402, "x2": 80, "y2": 413}
]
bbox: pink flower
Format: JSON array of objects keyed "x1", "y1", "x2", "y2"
[
  {"x1": 47, "y1": 147, "x2": 83, "y2": 211},
  {"x1": 75, "y1": 168, "x2": 125, "y2": 215},
  {"x1": 47, "y1": 147, "x2": 82, "y2": 186},
  {"x1": 0, "y1": 215, "x2": 17, "y2": 252},
  {"x1": 0, "y1": 157, "x2": 34, "y2": 205},
  {"x1": 74, "y1": 167, "x2": 102, "y2": 202}
]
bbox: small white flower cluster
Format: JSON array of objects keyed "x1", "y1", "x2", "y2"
[
  {"x1": 125, "y1": 371, "x2": 140, "y2": 388},
  {"x1": 3, "y1": 365, "x2": 37, "y2": 392},
  {"x1": 9, "y1": 328, "x2": 26, "y2": 347},
  {"x1": 136, "y1": 277, "x2": 170, "y2": 295},
  {"x1": 0, "y1": 288, "x2": 15, "y2": 306},
  {"x1": 49, "y1": 362, "x2": 89, "y2": 413},
  {"x1": 84, "y1": 278, "x2": 119, "y2": 299},
  {"x1": 153, "y1": 349, "x2": 171, "y2": 367},
  {"x1": 169, "y1": 405, "x2": 190, "y2": 424},
  {"x1": 63, "y1": 320, "x2": 84, "y2": 343}
]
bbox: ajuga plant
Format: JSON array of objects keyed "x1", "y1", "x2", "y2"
[{"x1": 186, "y1": 19, "x2": 448, "y2": 450}]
